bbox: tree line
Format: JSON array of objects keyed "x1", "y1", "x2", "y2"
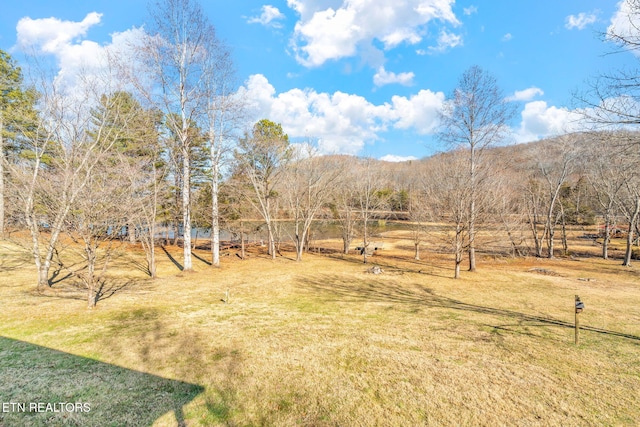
[{"x1": 1, "y1": 0, "x2": 639, "y2": 306}]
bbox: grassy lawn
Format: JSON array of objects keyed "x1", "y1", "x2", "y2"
[{"x1": 0, "y1": 231, "x2": 639, "y2": 426}]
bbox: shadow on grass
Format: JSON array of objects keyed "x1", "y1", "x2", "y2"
[
  {"x1": 301, "y1": 274, "x2": 640, "y2": 343},
  {"x1": 34, "y1": 278, "x2": 139, "y2": 307},
  {"x1": 102, "y1": 313, "x2": 244, "y2": 425},
  {"x1": 324, "y1": 251, "x2": 453, "y2": 279},
  {"x1": 192, "y1": 251, "x2": 212, "y2": 266},
  {"x1": 160, "y1": 245, "x2": 183, "y2": 271},
  {"x1": 0, "y1": 245, "x2": 31, "y2": 272},
  {"x1": 0, "y1": 336, "x2": 203, "y2": 426}
]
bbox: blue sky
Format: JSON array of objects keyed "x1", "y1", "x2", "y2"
[{"x1": 0, "y1": 1, "x2": 636, "y2": 161}]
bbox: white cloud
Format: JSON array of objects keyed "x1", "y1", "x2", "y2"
[
  {"x1": 14, "y1": 12, "x2": 145, "y2": 93},
  {"x1": 238, "y1": 74, "x2": 444, "y2": 155},
  {"x1": 607, "y1": 0, "x2": 640, "y2": 55},
  {"x1": 16, "y1": 12, "x2": 102, "y2": 53},
  {"x1": 288, "y1": 0, "x2": 459, "y2": 67},
  {"x1": 16, "y1": 13, "x2": 107, "y2": 88},
  {"x1": 506, "y1": 87, "x2": 544, "y2": 102},
  {"x1": 502, "y1": 33, "x2": 512, "y2": 42},
  {"x1": 463, "y1": 6, "x2": 478, "y2": 16},
  {"x1": 515, "y1": 100, "x2": 584, "y2": 142},
  {"x1": 247, "y1": 5, "x2": 285, "y2": 28},
  {"x1": 390, "y1": 90, "x2": 444, "y2": 134},
  {"x1": 373, "y1": 66, "x2": 415, "y2": 87},
  {"x1": 565, "y1": 12, "x2": 597, "y2": 30},
  {"x1": 380, "y1": 154, "x2": 418, "y2": 162},
  {"x1": 428, "y1": 29, "x2": 463, "y2": 53}
]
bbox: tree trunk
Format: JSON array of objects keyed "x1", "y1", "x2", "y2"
[
  {"x1": 192, "y1": 228, "x2": 198, "y2": 250},
  {"x1": 547, "y1": 226, "x2": 555, "y2": 258},
  {"x1": 240, "y1": 227, "x2": 246, "y2": 260},
  {"x1": 342, "y1": 234, "x2": 351, "y2": 254},
  {"x1": 295, "y1": 223, "x2": 309, "y2": 262},
  {"x1": 560, "y1": 204, "x2": 568, "y2": 256},
  {"x1": 305, "y1": 228, "x2": 311, "y2": 253},
  {"x1": 294, "y1": 220, "x2": 303, "y2": 262},
  {"x1": 454, "y1": 228, "x2": 463, "y2": 279},
  {"x1": 28, "y1": 204, "x2": 65, "y2": 290},
  {"x1": 240, "y1": 224, "x2": 246, "y2": 260},
  {"x1": 528, "y1": 202, "x2": 543, "y2": 257},
  {"x1": 128, "y1": 223, "x2": 136, "y2": 244},
  {"x1": 87, "y1": 285, "x2": 96, "y2": 309},
  {"x1": 211, "y1": 165, "x2": 220, "y2": 267},
  {"x1": 267, "y1": 223, "x2": 276, "y2": 260},
  {"x1": 37, "y1": 265, "x2": 49, "y2": 291},
  {"x1": 296, "y1": 241, "x2": 304, "y2": 262},
  {"x1": 182, "y1": 146, "x2": 192, "y2": 271},
  {"x1": 86, "y1": 246, "x2": 97, "y2": 308},
  {"x1": 468, "y1": 145, "x2": 477, "y2": 272},
  {"x1": 363, "y1": 218, "x2": 368, "y2": 264},
  {"x1": 623, "y1": 197, "x2": 640, "y2": 266},
  {"x1": 468, "y1": 202, "x2": 476, "y2": 271},
  {"x1": 414, "y1": 242, "x2": 420, "y2": 260},
  {"x1": 172, "y1": 221, "x2": 179, "y2": 246},
  {"x1": 603, "y1": 218, "x2": 610, "y2": 260},
  {"x1": 150, "y1": 239, "x2": 157, "y2": 278}
]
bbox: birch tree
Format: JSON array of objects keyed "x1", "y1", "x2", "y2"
[
  {"x1": 203, "y1": 44, "x2": 241, "y2": 267},
  {"x1": 142, "y1": 0, "x2": 220, "y2": 271}
]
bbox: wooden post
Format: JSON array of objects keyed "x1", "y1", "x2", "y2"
[{"x1": 575, "y1": 295, "x2": 580, "y2": 345}]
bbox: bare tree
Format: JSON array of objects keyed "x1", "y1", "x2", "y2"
[
  {"x1": 203, "y1": 44, "x2": 242, "y2": 267},
  {"x1": 282, "y1": 145, "x2": 340, "y2": 261},
  {"x1": 8, "y1": 59, "x2": 134, "y2": 290},
  {"x1": 537, "y1": 137, "x2": 578, "y2": 258},
  {"x1": 438, "y1": 65, "x2": 515, "y2": 272},
  {"x1": 141, "y1": 0, "x2": 219, "y2": 271},
  {"x1": 520, "y1": 137, "x2": 579, "y2": 258},
  {"x1": 329, "y1": 158, "x2": 359, "y2": 255},
  {"x1": 524, "y1": 176, "x2": 546, "y2": 258},
  {"x1": 619, "y1": 181, "x2": 640, "y2": 266},
  {"x1": 354, "y1": 158, "x2": 389, "y2": 264},
  {"x1": 586, "y1": 134, "x2": 629, "y2": 259},
  {"x1": 122, "y1": 121, "x2": 166, "y2": 278},
  {"x1": 610, "y1": 137, "x2": 640, "y2": 266},
  {"x1": 577, "y1": 0, "x2": 640, "y2": 128},
  {"x1": 406, "y1": 179, "x2": 433, "y2": 261},
  {"x1": 486, "y1": 158, "x2": 528, "y2": 257},
  {"x1": 425, "y1": 150, "x2": 471, "y2": 279},
  {"x1": 64, "y1": 154, "x2": 135, "y2": 308}
]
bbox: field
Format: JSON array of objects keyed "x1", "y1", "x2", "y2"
[{"x1": 0, "y1": 229, "x2": 639, "y2": 426}]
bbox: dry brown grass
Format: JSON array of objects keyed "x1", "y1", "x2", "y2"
[{"x1": 0, "y1": 229, "x2": 639, "y2": 426}]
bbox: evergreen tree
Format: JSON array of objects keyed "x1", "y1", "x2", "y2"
[{"x1": 0, "y1": 49, "x2": 37, "y2": 238}]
